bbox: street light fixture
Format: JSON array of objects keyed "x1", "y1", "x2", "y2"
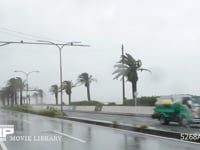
[{"x1": 14, "y1": 70, "x2": 40, "y2": 104}]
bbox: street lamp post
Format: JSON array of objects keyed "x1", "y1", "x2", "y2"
[
  {"x1": 0, "y1": 40, "x2": 90, "y2": 113},
  {"x1": 14, "y1": 70, "x2": 39, "y2": 104},
  {"x1": 38, "y1": 40, "x2": 89, "y2": 113},
  {"x1": 37, "y1": 41, "x2": 68, "y2": 113}
]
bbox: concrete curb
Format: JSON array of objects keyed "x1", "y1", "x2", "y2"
[{"x1": 65, "y1": 110, "x2": 151, "y2": 117}]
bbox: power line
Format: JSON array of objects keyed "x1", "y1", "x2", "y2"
[
  {"x1": 0, "y1": 27, "x2": 65, "y2": 43},
  {"x1": 0, "y1": 30, "x2": 37, "y2": 41}
]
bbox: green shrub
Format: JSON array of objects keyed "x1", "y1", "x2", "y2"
[
  {"x1": 138, "y1": 124, "x2": 148, "y2": 129},
  {"x1": 107, "y1": 102, "x2": 117, "y2": 106},
  {"x1": 4, "y1": 105, "x2": 34, "y2": 112},
  {"x1": 124, "y1": 96, "x2": 157, "y2": 106},
  {"x1": 2, "y1": 105, "x2": 67, "y2": 117},
  {"x1": 70, "y1": 100, "x2": 103, "y2": 106},
  {"x1": 111, "y1": 120, "x2": 118, "y2": 128},
  {"x1": 39, "y1": 109, "x2": 62, "y2": 116}
]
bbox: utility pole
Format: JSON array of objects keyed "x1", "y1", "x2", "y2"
[{"x1": 122, "y1": 44, "x2": 125, "y2": 104}]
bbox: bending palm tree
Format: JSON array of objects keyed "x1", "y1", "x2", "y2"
[
  {"x1": 49, "y1": 84, "x2": 59, "y2": 105},
  {"x1": 77, "y1": 73, "x2": 97, "y2": 101},
  {"x1": 62, "y1": 81, "x2": 76, "y2": 105},
  {"x1": 113, "y1": 53, "x2": 151, "y2": 104},
  {"x1": 6, "y1": 77, "x2": 25, "y2": 106},
  {"x1": 6, "y1": 78, "x2": 18, "y2": 106}
]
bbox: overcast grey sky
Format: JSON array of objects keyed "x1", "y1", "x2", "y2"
[{"x1": 0, "y1": 0, "x2": 200, "y2": 104}]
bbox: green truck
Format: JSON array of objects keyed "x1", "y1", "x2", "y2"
[{"x1": 152, "y1": 95, "x2": 200, "y2": 126}]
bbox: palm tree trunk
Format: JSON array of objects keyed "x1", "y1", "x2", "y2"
[
  {"x1": 11, "y1": 94, "x2": 14, "y2": 107},
  {"x1": 7, "y1": 95, "x2": 10, "y2": 106},
  {"x1": 2, "y1": 97, "x2": 5, "y2": 106},
  {"x1": 68, "y1": 94, "x2": 71, "y2": 105},
  {"x1": 14, "y1": 92, "x2": 18, "y2": 105},
  {"x1": 20, "y1": 89, "x2": 23, "y2": 105},
  {"x1": 55, "y1": 93, "x2": 58, "y2": 105},
  {"x1": 87, "y1": 84, "x2": 91, "y2": 101},
  {"x1": 131, "y1": 81, "x2": 137, "y2": 106},
  {"x1": 23, "y1": 97, "x2": 25, "y2": 104}
]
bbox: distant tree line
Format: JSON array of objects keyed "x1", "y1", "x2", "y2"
[
  {"x1": 1, "y1": 52, "x2": 151, "y2": 106},
  {"x1": 0, "y1": 77, "x2": 43, "y2": 107},
  {"x1": 50, "y1": 72, "x2": 97, "y2": 105}
]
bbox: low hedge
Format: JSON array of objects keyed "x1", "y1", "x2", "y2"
[
  {"x1": 70, "y1": 100, "x2": 103, "y2": 106},
  {"x1": 2, "y1": 105, "x2": 66, "y2": 117},
  {"x1": 124, "y1": 96, "x2": 157, "y2": 106}
]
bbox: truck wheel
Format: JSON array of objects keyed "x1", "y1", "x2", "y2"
[
  {"x1": 160, "y1": 115, "x2": 169, "y2": 125},
  {"x1": 179, "y1": 116, "x2": 189, "y2": 127}
]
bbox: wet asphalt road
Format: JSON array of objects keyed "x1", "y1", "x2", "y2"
[
  {"x1": 0, "y1": 109, "x2": 199, "y2": 150},
  {"x1": 65, "y1": 111, "x2": 200, "y2": 133}
]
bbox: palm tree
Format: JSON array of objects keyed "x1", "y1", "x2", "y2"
[
  {"x1": 49, "y1": 84, "x2": 59, "y2": 105},
  {"x1": 113, "y1": 53, "x2": 151, "y2": 104},
  {"x1": 32, "y1": 92, "x2": 39, "y2": 104},
  {"x1": 62, "y1": 81, "x2": 76, "y2": 105},
  {"x1": 77, "y1": 72, "x2": 97, "y2": 101},
  {"x1": 1, "y1": 87, "x2": 11, "y2": 106},
  {"x1": 5, "y1": 77, "x2": 25, "y2": 106},
  {"x1": 6, "y1": 78, "x2": 18, "y2": 106}
]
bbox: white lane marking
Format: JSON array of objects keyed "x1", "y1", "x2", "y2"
[
  {"x1": 0, "y1": 141, "x2": 8, "y2": 150},
  {"x1": 52, "y1": 130, "x2": 86, "y2": 143}
]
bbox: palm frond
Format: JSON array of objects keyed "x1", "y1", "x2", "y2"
[
  {"x1": 77, "y1": 72, "x2": 97, "y2": 86},
  {"x1": 138, "y1": 68, "x2": 152, "y2": 73},
  {"x1": 125, "y1": 53, "x2": 136, "y2": 62},
  {"x1": 113, "y1": 72, "x2": 123, "y2": 80},
  {"x1": 114, "y1": 64, "x2": 129, "y2": 70}
]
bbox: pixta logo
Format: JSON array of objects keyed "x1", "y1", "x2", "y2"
[{"x1": 0, "y1": 125, "x2": 14, "y2": 141}]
